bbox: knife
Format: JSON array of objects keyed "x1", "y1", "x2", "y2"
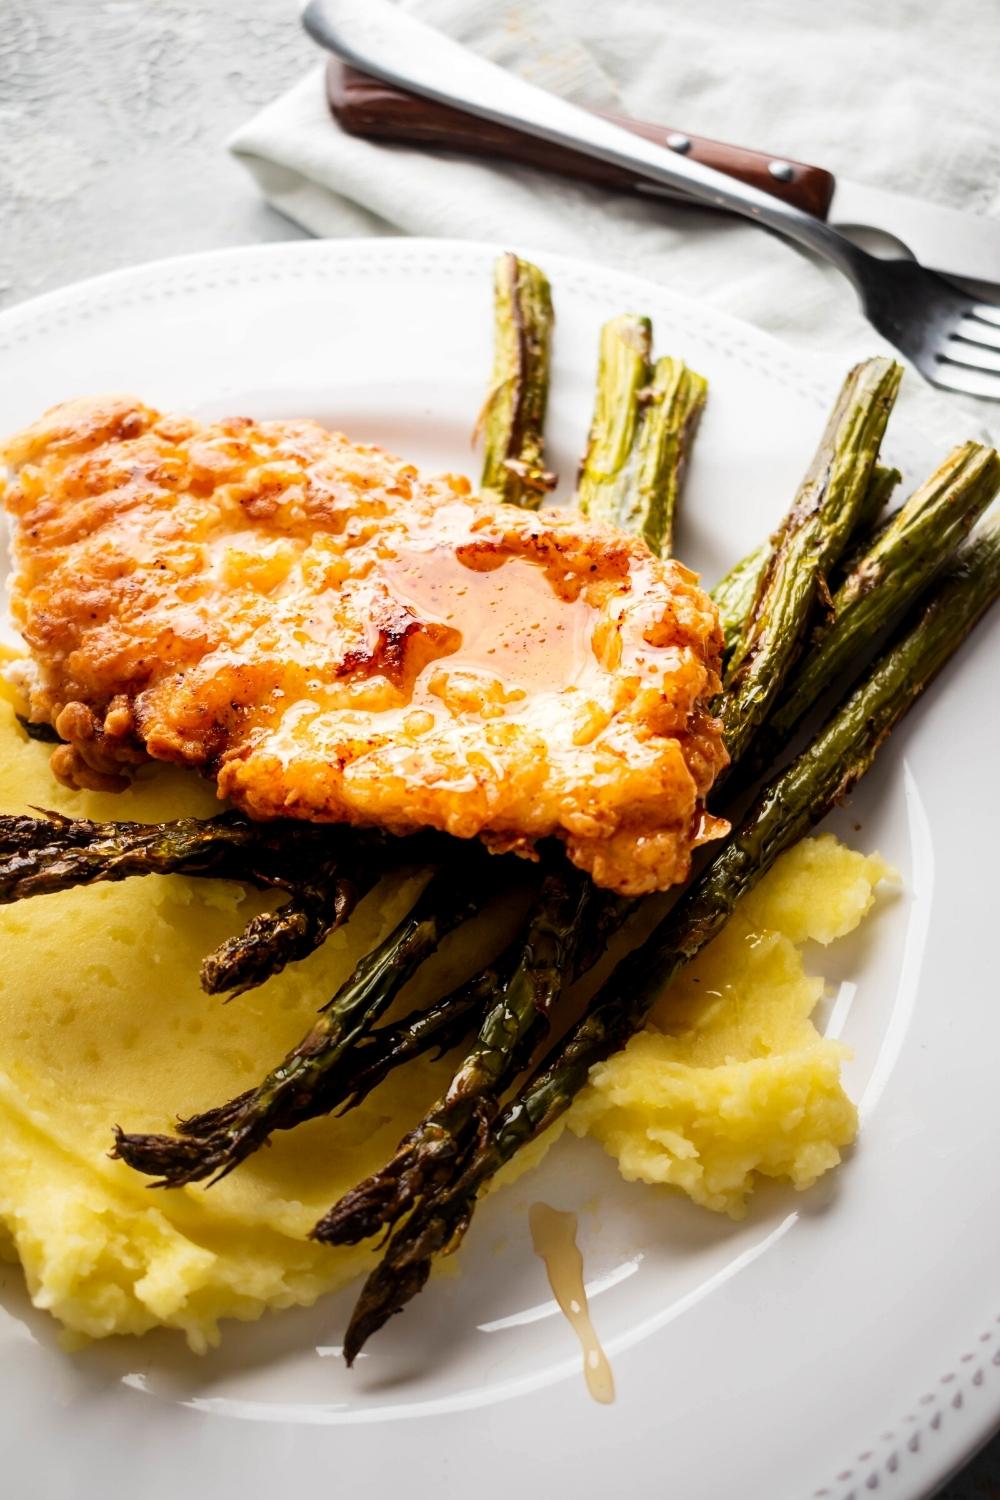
[{"x1": 326, "y1": 60, "x2": 1000, "y2": 287}]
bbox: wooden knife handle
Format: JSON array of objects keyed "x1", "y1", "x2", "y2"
[{"x1": 326, "y1": 60, "x2": 835, "y2": 220}]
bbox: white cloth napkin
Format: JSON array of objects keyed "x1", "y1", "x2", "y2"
[{"x1": 230, "y1": 0, "x2": 1000, "y2": 442}]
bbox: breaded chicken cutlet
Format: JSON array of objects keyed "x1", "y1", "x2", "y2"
[{"x1": 1, "y1": 397, "x2": 728, "y2": 895}]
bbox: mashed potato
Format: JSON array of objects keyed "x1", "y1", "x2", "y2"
[
  {"x1": 567, "y1": 837, "x2": 893, "y2": 1214},
  {"x1": 0, "y1": 682, "x2": 892, "y2": 1347}
]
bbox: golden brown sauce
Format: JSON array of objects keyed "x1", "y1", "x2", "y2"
[
  {"x1": 385, "y1": 547, "x2": 598, "y2": 697},
  {"x1": 529, "y1": 1201, "x2": 615, "y2": 1404}
]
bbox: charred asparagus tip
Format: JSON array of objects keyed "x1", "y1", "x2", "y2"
[
  {"x1": 339, "y1": 1152, "x2": 485, "y2": 1362},
  {"x1": 109, "y1": 1124, "x2": 231, "y2": 1188},
  {"x1": 310, "y1": 1171, "x2": 411, "y2": 1245},
  {"x1": 342, "y1": 1253, "x2": 433, "y2": 1367}
]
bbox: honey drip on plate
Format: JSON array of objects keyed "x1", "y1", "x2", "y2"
[{"x1": 528, "y1": 1202, "x2": 615, "y2": 1405}]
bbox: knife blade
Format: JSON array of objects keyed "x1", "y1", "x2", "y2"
[
  {"x1": 825, "y1": 178, "x2": 999, "y2": 286},
  {"x1": 325, "y1": 60, "x2": 1000, "y2": 287}
]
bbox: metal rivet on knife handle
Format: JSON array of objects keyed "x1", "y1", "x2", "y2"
[
  {"x1": 666, "y1": 133, "x2": 692, "y2": 154},
  {"x1": 768, "y1": 160, "x2": 795, "y2": 182}
]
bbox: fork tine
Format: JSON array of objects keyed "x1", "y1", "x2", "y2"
[
  {"x1": 955, "y1": 315, "x2": 1000, "y2": 352},
  {"x1": 970, "y1": 302, "x2": 1000, "y2": 328},
  {"x1": 940, "y1": 337, "x2": 1000, "y2": 374},
  {"x1": 930, "y1": 360, "x2": 1000, "y2": 401}
]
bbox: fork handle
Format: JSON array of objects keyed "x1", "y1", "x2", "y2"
[{"x1": 326, "y1": 60, "x2": 837, "y2": 222}]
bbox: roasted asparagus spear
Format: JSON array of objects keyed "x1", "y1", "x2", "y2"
[
  {"x1": 177, "y1": 938, "x2": 516, "y2": 1138},
  {"x1": 311, "y1": 863, "x2": 590, "y2": 1246},
  {"x1": 576, "y1": 314, "x2": 651, "y2": 525},
  {"x1": 338, "y1": 518, "x2": 1000, "y2": 1361},
  {"x1": 199, "y1": 869, "x2": 383, "y2": 998},
  {"x1": 831, "y1": 461, "x2": 902, "y2": 580},
  {"x1": 711, "y1": 541, "x2": 769, "y2": 658},
  {"x1": 636, "y1": 356, "x2": 707, "y2": 557},
  {"x1": 233, "y1": 884, "x2": 633, "y2": 1127},
  {"x1": 0, "y1": 809, "x2": 351, "y2": 900},
  {"x1": 577, "y1": 319, "x2": 706, "y2": 557},
  {"x1": 332, "y1": 957, "x2": 508, "y2": 1115},
  {"x1": 711, "y1": 463, "x2": 901, "y2": 659},
  {"x1": 478, "y1": 253, "x2": 556, "y2": 508},
  {"x1": 0, "y1": 809, "x2": 399, "y2": 996},
  {"x1": 719, "y1": 357, "x2": 901, "y2": 769},
  {"x1": 304, "y1": 885, "x2": 634, "y2": 1123},
  {"x1": 741, "y1": 441, "x2": 1000, "y2": 779},
  {"x1": 112, "y1": 858, "x2": 500, "y2": 1186}
]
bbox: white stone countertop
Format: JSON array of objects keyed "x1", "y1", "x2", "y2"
[{"x1": 0, "y1": 0, "x2": 311, "y2": 308}]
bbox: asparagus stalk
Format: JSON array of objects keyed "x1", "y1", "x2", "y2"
[
  {"x1": 0, "y1": 809, "x2": 348, "y2": 899},
  {"x1": 742, "y1": 442, "x2": 1000, "y2": 780},
  {"x1": 230, "y1": 883, "x2": 633, "y2": 1128},
  {"x1": 719, "y1": 358, "x2": 902, "y2": 768},
  {"x1": 178, "y1": 938, "x2": 515, "y2": 1138},
  {"x1": 112, "y1": 859, "x2": 499, "y2": 1186},
  {"x1": 334, "y1": 958, "x2": 505, "y2": 1114},
  {"x1": 622, "y1": 356, "x2": 707, "y2": 555},
  {"x1": 199, "y1": 869, "x2": 382, "y2": 998},
  {"x1": 577, "y1": 319, "x2": 707, "y2": 556},
  {"x1": 0, "y1": 809, "x2": 401, "y2": 996},
  {"x1": 637, "y1": 357, "x2": 707, "y2": 557},
  {"x1": 852, "y1": 461, "x2": 903, "y2": 538},
  {"x1": 576, "y1": 315, "x2": 652, "y2": 523},
  {"x1": 478, "y1": 253, "x2": 556, "y2": 509},
  {"x1": 339, "y1": 519, "x2": 1000, "y2": 1362},
  {"x1": 311, "y1": 864, "x2": 590, "y2": 1246},
  {"x1": 711, "y1": 464, "x2": 901, "y2": 659},
  {"x1": 293, "y1": 885, "x2": 633, "y2": 1123},
  {"x1": 711, "y1": 541, "x2": 769, "y2": 658}
]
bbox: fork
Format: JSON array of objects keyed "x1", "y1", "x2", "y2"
[{"x1": 303, "y1": 0, "x2": 1000, "y2": 403}]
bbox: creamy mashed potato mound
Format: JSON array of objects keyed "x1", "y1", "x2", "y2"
[
  {"x1": 0, "y1": 683, "x2": 892, "y2": 1347},
  {"x1": 568, "y1": 837, "x2": 894, "y2": 1214}
]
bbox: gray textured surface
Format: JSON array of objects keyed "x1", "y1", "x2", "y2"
[
  {"x1": 0, "y1": 0, "x2": 310, "y2": 308},
  {"x1": 0, "y1": 2, "x2": 997, "y2": 1495}
]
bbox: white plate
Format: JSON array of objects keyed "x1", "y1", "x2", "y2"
[{"x1": 0, "y1": 239, "x2": 997, "y2": 1500}]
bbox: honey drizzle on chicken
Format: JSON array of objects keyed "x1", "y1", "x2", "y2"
[{"x1": 2, "y1": 397, "x2": 728, "y2": 896}]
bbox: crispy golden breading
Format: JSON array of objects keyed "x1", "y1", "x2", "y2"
[{"x1": 2, "y1": 397, "x2": 728, "y2": 894}]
